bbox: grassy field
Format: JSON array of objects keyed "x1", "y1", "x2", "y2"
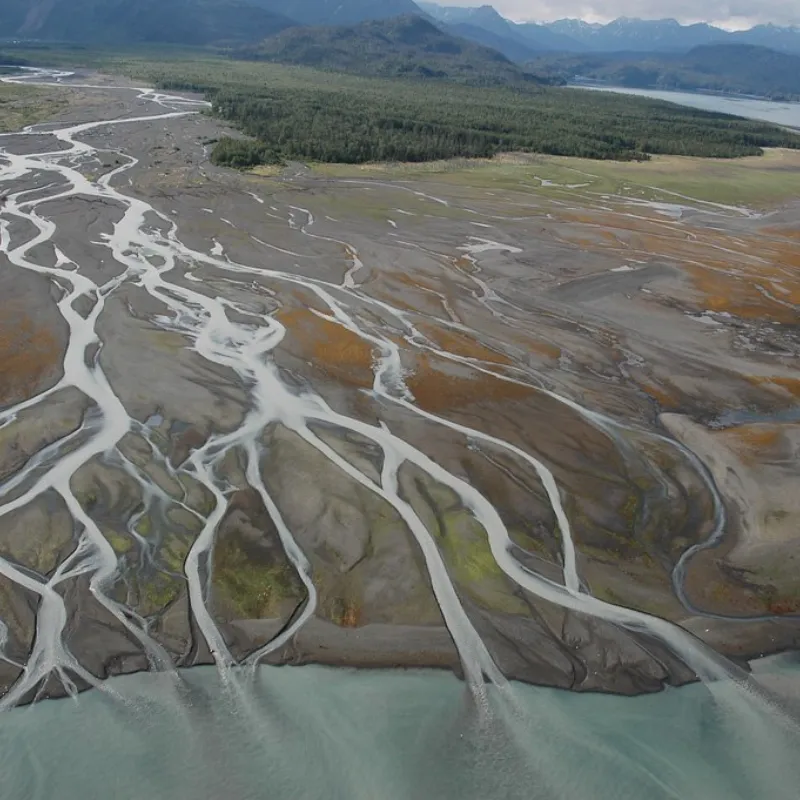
[
  {"x1": 311, "y1": 148, "x2": 800, "y2": 208},
  {"x1": 0, "y1": 83, "x2": 68, "y2": 132}
]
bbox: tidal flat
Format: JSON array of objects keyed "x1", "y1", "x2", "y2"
[{"x1": 0, "y1": 68, "x2": 798, "y2": 712}]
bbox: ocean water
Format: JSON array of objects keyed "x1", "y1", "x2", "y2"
[
  {"x1": 577, "y1": 85, "x2": 800, "y2": 129},
  {"x1": 1, "y1": 659, "x2": 798, "y2": 800}
]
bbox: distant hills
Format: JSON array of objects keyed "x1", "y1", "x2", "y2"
[
  {"x1": 0, "y1": 0, "x2": 427, "y2": 44},
  {"x1": 1, "y1": 0, "x2": 296, "y2": 45},
  {"x1": 532, "y1": 44, "x2": 800, "y2": 101},
  {"x1": 419, "y1": 4, "x2": 588, "y2": 58},
  {"x1": 540, "y1": 18, "x2": 800, "y2": 55},
  {"x1": 420, "y1": 6, "x2": 800, "y2": 60},
  {"x1": 248, "y1": 0, "x2": 424, "y2": 27},
  {"x1": 3, "y1": 1, "x2": 800, "y2": 58},
  {"x1": 542, "y1": 18, "x2": 728, "y2": 53},
  {"x1": 238, "y1": 15, "x2": 535, "y2": 84},
  {"x1": 1, "y1": 0, "x2": 799, "y2": 101}
]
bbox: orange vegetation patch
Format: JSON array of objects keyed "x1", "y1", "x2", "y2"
[
  {"x1": 768, "y1": 598, "x2": 800, "y2": 615},
  {"x1": 639, "y1": 380, "x2": 682, "y2": 410},
  {"x1": 557, "y1": 210, "x2": 683, "y2": 239},
  {"x1": 373, "y1": 291, "x2": 419, "y2": 314},
  {"x1": 278, "y1": 308, "x2": 375, "y2": 388},
  {"x1": 762, "y1": 226, "x2": 800, "y2": 241},
  {"x1": 728, "y1": 424, "x2": 782, "y2": 451},
  {"x1": 746, "y1": 376, "x2": 800, "y2": 401},
  {"x1": 0, "y1": 310, "x2": 61, "y2": 404},
  {"x1": 340, "y1": 600, "x2": 362, "y2": 628},
  {"x1": 406, "y1": 353, "x2": 534, "y2": 413},
  {"x1": 385, "y1": 272, "x2": 448, "y2": 314},
  {"x1": 635, "y1": 225, "x2": 800, "y2": 319},
  {"x1": 684, "y1": 264, "x2": 798, "y2": 324},
  {"x1": 525, "y1": 338, "x2": 562, "y2": 361},
  {"x1": 725, "y1": 422, "x2": 798, "y2": 467},
  {"x1": 393, "y1": 271, "x2": 438, "y2": 293},
  {"x1": 417, "y1": 322, "x2": 512, "y2": 365},
  {"x1": 506, "y1": 329, "x2": 562, "y2": 360},
  {"x1": 553, "y1": 206, "x2": 800, "y2": 321}
]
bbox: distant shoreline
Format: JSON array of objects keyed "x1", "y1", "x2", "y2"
[
  {"x1": 569, "y1": 82, "x2": 800, "y2": 130},
  {"x1": 569, "y1": 80, "x2": 800, "y2": 105}
]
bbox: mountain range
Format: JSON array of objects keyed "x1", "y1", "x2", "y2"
[
  {"x1": 237, "y1": 14, "x2": 534, "y2": 85},
  {"x1": 2, "y1": 0, "x2": 296, "y2": 44},
  {"x1": 3, "y1": 0, "x2": 800, "y2": 57},
  {"x1": 421, "y1": 6, "x2": 800, "y2": 61}
]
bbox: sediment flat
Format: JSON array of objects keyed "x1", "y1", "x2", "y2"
[{"x1": 0, "y1": 69, "x2": 798, "y2": 704}]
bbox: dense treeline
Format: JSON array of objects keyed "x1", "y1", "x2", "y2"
[
  {"x1": 5, "y1": 47, "x2": 799, "y2": 166},
  {"x1": 210, "y1": 137, "x2": 281, "y2": 167},
  {"x1": 188, "y1": 61, "x2": 800, "y2": 167}
]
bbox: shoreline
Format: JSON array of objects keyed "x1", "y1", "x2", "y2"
[
  {"x1": 6, "y1": 636, "x2": 800, "y2": 712},
  {"x1": 571, "y1": 81, "x2": 800, "y2": 105},
  {"x1": 11, "y1": 613, "x2": 800, "y2": 708},
  {"x1": 571, "y1": 82, "x2": 800, "y2": 129}
]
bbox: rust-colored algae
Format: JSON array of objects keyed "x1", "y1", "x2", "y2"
[
  {"x1": 763, "y1": 226, "x2": 800, "y2": 241},
  {"x1": 340, "y1": 600, "x2": 362, "y2": 628},
  {"x1": 725, "y1": 423, "x2": 796, "y2": 467},
  {"x1": 746, "y1": 376, "x2": 800, "y2": 400},
  {"x1": 406, "y1": 353, "x2": 533, "y2": 412},
  {"x1": 683, "y1": 265, "x2": 798, "y2": 322},
  {"x1": 551, "y1": 203, "x2": 800, "y2": 323},
  {"x1": 418, "y1": 322, "x2": 512, "y2": 365},
  {"x1": 278, "y1": 308, "x2": 375, "y2": 388},
  {"x1": 639, "y1": 380, "x2": 682, "y2": 410},
  {"x1": 393, "y1": 271, "x2": 438, "y2": 292},
  {"x1": 768, "y1": 598, "x2": 800, "y2": 615},
  {"x1": 728, "y1": 424, "x2": 782, "y2": 451},
  {"x1": 522, "y1": 338, "x2": 562, "y2": 361}
]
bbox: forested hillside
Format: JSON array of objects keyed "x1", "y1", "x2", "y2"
[
  {"x1": 0, "y1": 0, "x2": 295, "y2": 45},
  {"x1": 238, "y1": 16, "x2": 536, "y2": 84},
  {"x1": 532, "y1": 44, "x2": 800, "y2": 101},
  {"x1": 0, "y1": 0, "x2": 427, "y2": 44},
  {"x1": 248, "y1": 0, "x2": 424, "y2": 26}
]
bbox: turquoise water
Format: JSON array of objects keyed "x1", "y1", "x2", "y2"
[
  {"x1": 1, "y1": 661, "x2": 799, "y2": 800},
  {"x1": 578, "y1": 85, "x2": 800, "y2": 129}
]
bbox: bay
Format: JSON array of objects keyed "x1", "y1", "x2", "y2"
[
  {"x1": 576, "y1": 85, "x2": 800, "y2": 129},
  {"x1": 0, "y1": 659, "x2": 798, "y2": 800}
]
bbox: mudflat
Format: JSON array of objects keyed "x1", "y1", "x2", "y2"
[{"x1": 0, "y1": 69, "x2": 798, "y2": 704}]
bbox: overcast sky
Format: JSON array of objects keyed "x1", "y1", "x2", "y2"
[{"x1": 433, "y1": 0, "x2": 799, "y2": 29}]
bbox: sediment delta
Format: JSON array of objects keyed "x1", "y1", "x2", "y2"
[{"x1": 0, "y1": 69, "x2": 798, "y2": 704}]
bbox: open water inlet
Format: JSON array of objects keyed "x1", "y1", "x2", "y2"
[{"x1": 0, "y1": 69, "x2": 798, "y2": 799}]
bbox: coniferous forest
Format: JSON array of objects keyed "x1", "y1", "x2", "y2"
[
  {"x1": 204, "y1": 72, "x2": 800, "y2": 166},
  {"x1": 132, "y1": 56, "x2": 799, "y2": 167}
]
